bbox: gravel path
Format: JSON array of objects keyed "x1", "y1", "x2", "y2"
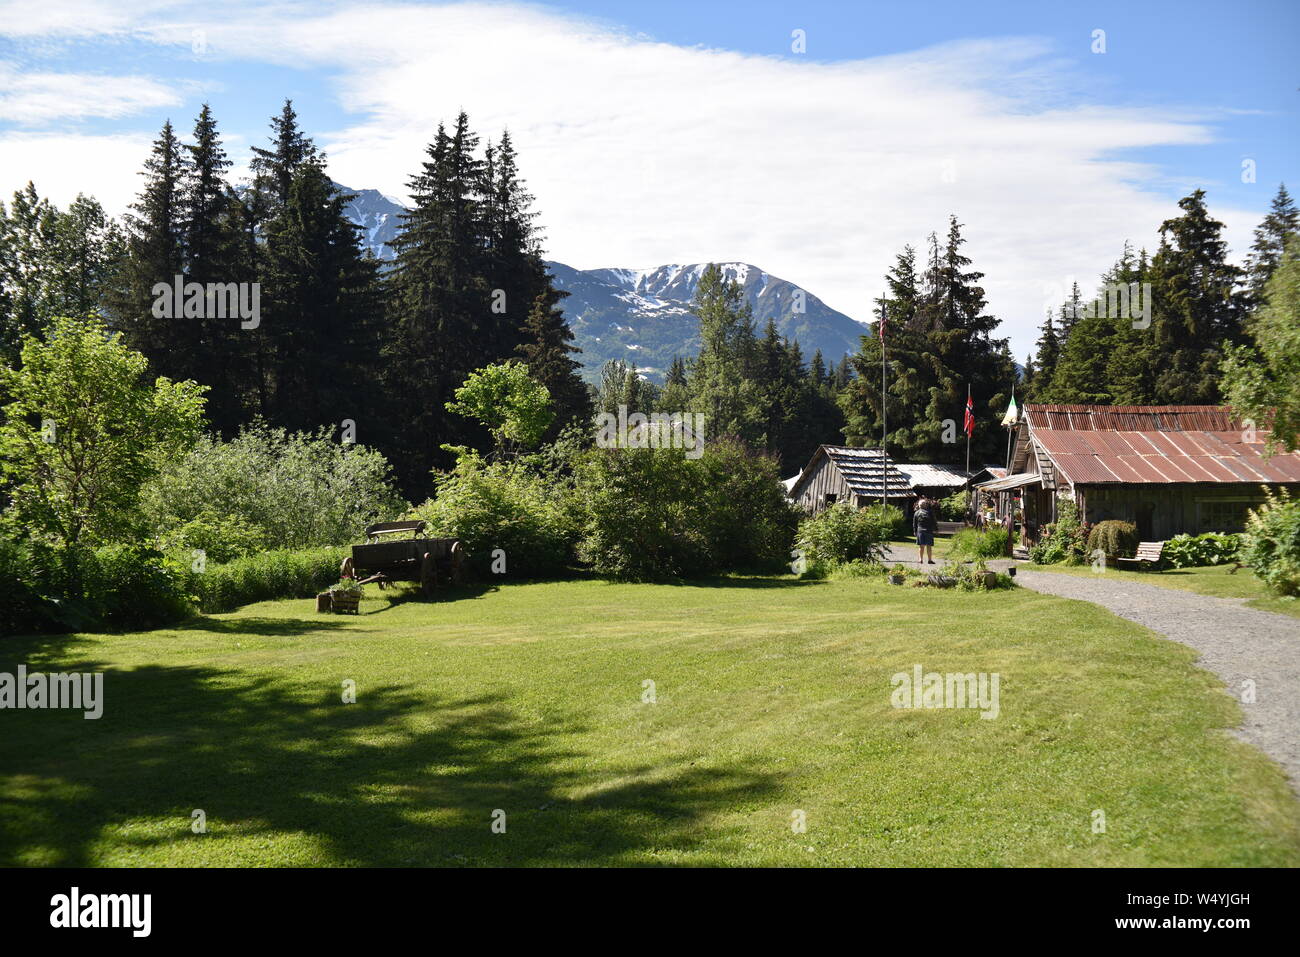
[{"x1": 884, "y1": 545, "x2": 1300, "y2": 791}]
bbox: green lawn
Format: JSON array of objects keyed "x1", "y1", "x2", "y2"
[
  {"x1": 3, "y1": 575, "x2": 1297, "y2": 867},
  {"x1": 1024, "y1": 561, "x2": 1300, "y2": 620}
]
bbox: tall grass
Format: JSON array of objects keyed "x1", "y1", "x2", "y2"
[{"x1": 186, "y1": 547, "x2": 346, "y2": 613}]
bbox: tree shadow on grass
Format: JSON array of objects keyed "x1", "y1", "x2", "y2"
[
  {"x1": 173, "y1": 616, "x2": 352, "y2": 637},
  {"x1": 0, "y1": 658, "x2": 785, "y2": 867}
]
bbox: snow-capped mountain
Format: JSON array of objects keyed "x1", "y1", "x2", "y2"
[
  {"x1": 336, "y1": 183, "x2": 405, "y2": 260},
  {"x1": 546, "y1": 261, "x2": 868, "y2": 382},
  {"x1": 334, "y1": 185, "x2": 868, "y2": 381}
]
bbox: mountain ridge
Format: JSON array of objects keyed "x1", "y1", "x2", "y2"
[{"x1": 335, "y1": 184, "x2": 868, "y2": 382}]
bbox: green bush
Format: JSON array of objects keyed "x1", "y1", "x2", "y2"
[
  {"x1": 938, "y1": 489, "x2": 969, "y2": 522},
  {"x1": 572, "y1": 439, "x2": 796, "y2": 581},
  {"x1": 0, "y1": 539, "x2": 59, "y2": 634},
  {"x1": 692, "y1": 439, "x2": 799, "y2": 573},
  {"x1": 185, "y1": 547, "x2": 346, "y2": 613},
  {"x1": 797, "y1": 502, "x2": 892, "y2": 568},
  {"x1": 866, "y1": 503, "x2": 908, "y2": 539},
  {"x1": 1162, "y1": 532, "x2": 1243, "y2": 568},
  {"x1": 1241, "y1": 488, "x2": 1300, "y2": 596},
  {"x1": 142, "y1": 423, "x2": 407, "y2": 552},
  {"x1": 949, "y1": 526, "x2": 1010, "y2": 560},
  {"x1": 0, "y1": 539, "x2": 194, "y2": 634},
  {"x1": 414, "y1": 454, "x2": 578, "y2": 579},
  {"x1": 1086, "y1": 520, "x2": 1138, "y2": 560},
  {"x1": 1029, "y1": 500, "x2": 1087, "y2": 565}
]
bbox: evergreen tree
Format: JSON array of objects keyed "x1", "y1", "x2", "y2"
[
  {"x1": 1143, "y1": 190, "x2": 1245, "y2": 404},
  {"x1": 686, "y1": 263, "x2": 764, "y2": 444},
  {"x1": 1028, "y1": 310, "x2": 1060, "y2": 400},
  {"x1": 809, "y1": 349, "x2": 826, "y2": 387},
  {"x1": 259, "y1": 161, "x2": 382, "y2": 433},
  {"x1": 249, "y1": 99, "x2": 319, "y2": 216},
  {"x1": 516, "y1": 284, "x2": 592, "y2": 438},
  {"x1": 840, "y1": 219, "x2": 1013, "y2": 465},
  {"x1": 175, "y1": 104, "x2": 253, "y2": 433},
  {"x1": 108, "y1": 120, "x2": 185, "y2": 388},
  {"x1": 1244, "y1": 183, "x2": 1299, "y2": 307}
]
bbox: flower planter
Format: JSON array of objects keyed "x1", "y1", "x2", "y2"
[{"x1": 888, "y1": 574, "x2": 906, "y2": 586}]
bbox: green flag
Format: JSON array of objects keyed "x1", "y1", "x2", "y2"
[{"x1": 1001, "y1": 391, "x2": 1019, "y2": 428}]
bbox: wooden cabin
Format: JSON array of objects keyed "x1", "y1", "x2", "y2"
[
  {"x1": 789, "y1": 446, "x2": 915, "y2": 514},
  {"x1": 974, "y1": 404, "x2": 1300, "y2": 541}
]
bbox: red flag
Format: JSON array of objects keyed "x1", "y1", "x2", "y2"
[{"x1": 963, "y1": 391, "x2": 975, "y2": 436}]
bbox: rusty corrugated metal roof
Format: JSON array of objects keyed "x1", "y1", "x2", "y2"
[
  {"x1": 1024, "y1": 404, "x2": 1241, "y2": 432},
  {"x1": 1025, "y1": 405, "x2": 1300, "y2": 485},
  {"x1": 819, "y1": 446, "x2": 914, "y2": 498}
]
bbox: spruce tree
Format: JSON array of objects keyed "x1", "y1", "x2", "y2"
[
  {"x1": 109, "y1": 121, "x2": 184, "y2": 373},
  {"x1": 260, "y1": 160, "x2": 382, "y2": 433},
  {"x1": 1244, "y1": 183, "x2": 1299, "y2": 307},
  {"x1": 516, "y1": 284, "x2": 592, "y2": 437},
  {"x1": 1144, "y1": 190, "x2": 1245, "y2": 404}
]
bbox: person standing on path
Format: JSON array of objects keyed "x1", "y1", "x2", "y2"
[{"x1": 913, "y1": 496, "x2": 938, "y2": 564}]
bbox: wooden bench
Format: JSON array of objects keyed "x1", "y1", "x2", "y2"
[
  {"x1": 1116, "y1": 541, "x2": 1164, "y2": 571},
  {"x1": 364, "y1": 520, "x2": 426, "y2": 543}
]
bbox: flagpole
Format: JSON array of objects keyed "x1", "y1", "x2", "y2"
[
  {"x1": 880, "y1": 302, "x2": 887, "y2": 507},
  {"x1": 965, "y1": 384, "x2": 971, "y2": 475},
  {"x1": 1005, "y1": 385, "x2": 1015, "y2": 470}
]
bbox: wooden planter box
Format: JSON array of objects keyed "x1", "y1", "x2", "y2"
[
  {"x1": 331, "y1": 591, "x2": 360, "y2": 614},
  {"x1": 318, "y1": 589, "x2": 361, "y2": 614}
]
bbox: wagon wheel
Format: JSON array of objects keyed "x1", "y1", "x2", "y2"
[
  {"x1": 450, "y1": 541, "x2": 465, "y2": 586},
  {"x1": 420, "y1": 551, "x2": 437, "y2": 598},
  {"x1": 340, "y1": 556, "x2": 354, "y2": 579}
]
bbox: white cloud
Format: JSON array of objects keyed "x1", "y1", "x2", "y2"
[
  {"x1": 0, "y1": 62, "x2": 180, "y2": 124},
  {"x1": 0, "y1": 1, "x2": 1269, "y2": 358},
  {"x1": 0, "y1": 131, "x2": 154, "y2": 213}
]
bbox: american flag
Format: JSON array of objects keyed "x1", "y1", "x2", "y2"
[
  {"x1": 878, "y1": 303, "x2": 886, "y2": 341},
  {"x1": 963, "y1": 390, "x2": 975, "y2": 436}
]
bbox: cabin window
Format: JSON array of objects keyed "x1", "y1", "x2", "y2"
[
  {"x1": 824, "y1": 493, "x2": 837, "y2": 506},
  {"x1": 1198, "y1": 499, "x2": 1253, "y2": 534}
]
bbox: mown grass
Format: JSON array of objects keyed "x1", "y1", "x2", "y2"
[
  {"x1": 2, "y1": 575, "x2": 1297, "y2": 867},
  {"x1": 1024, "y1": 561, "x2": 1300, "y2": 620}
]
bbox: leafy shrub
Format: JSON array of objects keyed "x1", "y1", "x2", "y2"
[
  {"x1": 797, "y1": 502, "x2": 892, "y2": 568},
  {"x1": 692, "y1": 438, "x2": 799, "y2": 573},
  {"x1": 81, "y1": 544, "x2": 195, "y2": 629},
  {"x1": 866, "y1": 503, "x2": 908, "y2": 539},
  {"x1": 184, "y1": 547, "x2": 345, "y2": 613},
  {"x1": 1029, "y1": 500, "x2": 1087, "y2": 565},
  {"x1": 949, "y1": 526, "x2": 1010, "y2": 560},
  {"x1": 0, "y1": 539, "x2": 60, "y2": 634},
  {"x1": 574, "y1": 446, "x2": 714, "y2": 580},
  {"x1": 142, "y1": 423, "x2": 408, "y2": 552},
  {"x1": 155, "y1": 512, "x2": 267, "y2": 565},
  {"x1": 573, "y1": 439, "x2": 795, "y2": 580},
  {"x1": 1241, "y1": 488, "x2": 1300, "y2": 596},
  {"x1": 938, "y1": 489, "x2": 969, "y2": 522},
  {"x1": 1162, "y1": 532, "x2": 1243, "y2": 568},
  {"x1": 935, "y1": 559, "x2": 1015, "y2": 592},
  {"x1": 1086, "y1": 520, "x2": 1138, "y2": 560},
  {"x1": 414, "y1": 454, "x2": 578, "y2": 578},
  {"x1": 0, "y1": 539, "x2": 194, "y2": 634}
]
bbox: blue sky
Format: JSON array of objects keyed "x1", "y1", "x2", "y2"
[{"x1": 1, "y1": 0, "x2": 1295, "y2": 359}]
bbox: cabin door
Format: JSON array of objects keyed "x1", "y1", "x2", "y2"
[{"x1": 1136, "y1": 502, "x2": 1155, "y2": 541}]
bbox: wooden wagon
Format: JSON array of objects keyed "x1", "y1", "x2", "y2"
[{"x1": 340, "y1": 521, "x2": 465, "y2": 598}]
